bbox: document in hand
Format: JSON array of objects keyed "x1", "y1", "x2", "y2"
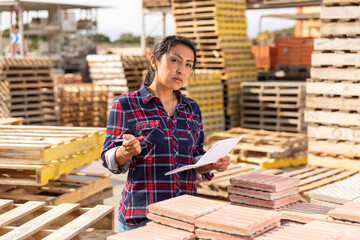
[{"x1": 165, "y1": 134, "x2": 245, "y2": 176}]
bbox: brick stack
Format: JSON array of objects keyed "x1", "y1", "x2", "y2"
[
  {"x1": 0, "y1": 58, "x2": 59, "y2": 125},
  {"x1": 147, "y1": 194, "x2": 227, "y2": 233},
  {"x1": 58, "y1": 83, "x2": 108, "y2": 127},
  {"x1": 328, "y1": 201, "x2": 360, "y2": 224},
  {"x1": 276, "y1": 37, "x2": 314, "y2": 66},
  {"x1": 182, "y1": 69, "x2": 225, "y2": 135},
  {"x1": 240, "y1": 81, "x2": 306, "y2": 133},
  {"x1": 195, "y1": 205, "x2": 281, "y2": 239},
  {"x1": 87, "y1": 54, "x2": 149, "y2": 113},
  {"x1": 305, "y1": 0, "x2": 360, "y2": 171},
  {"x1": 252, "y1": 45, "x2": 278, "y2": 72},
  {"x1": 309, "y1": 175, "x2": 360, "y2": 207},
  {"x1": 173, "y1": 0, "x2": 257, "y2": 129},
  {"x1": 229, "y1": 173, "x2": 300, "y2": 209}
]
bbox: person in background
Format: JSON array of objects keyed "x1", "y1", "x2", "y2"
[{"x1": 101, "y1": 35, "x2": 231, "y2": 233}]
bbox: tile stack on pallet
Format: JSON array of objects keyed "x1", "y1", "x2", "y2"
[
  {"x1": 276, "y1": 37, "x2": 313, "y2": 66},
  {"x1": 57, "y1": 83, "x2": 108, "y2": 127},
  {"x1": 0, "y1": 199, "x2": 114, "y2": 240},
  {"x1": 182, "y1": 69, "x2": 225, "y2": 135},
  {"x1": 309, "y1": 175, "x2": 360, "y2": 207},
  {"x1": 173, "y1": 0, "x2": 257, "y2": 129},
  {"x1": 0, "y1": 58, "x2": 59, "y2": 125},
  {"x1": 241, "y1": 82, "x2": 306, "y2": 133},
  {"x1": 305, "y1": 0, "x2": 360, "y2": 171},
  {"x1": 229, "y1": 173, "x2": 300, "y2": 209},
  {"x1": 205, "y1": 127, "x2": 308, "y2": 168},
  {"x1": 87, "y1": 54, "x2": 149, "y2": 113}
]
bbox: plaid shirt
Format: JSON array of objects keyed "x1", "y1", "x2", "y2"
[{"x1": 101, "y1": 85, "x2": 214, "y2": 225}]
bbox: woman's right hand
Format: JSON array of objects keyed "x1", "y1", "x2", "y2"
[{"x1": 121, "y1": 134, "x2": 142, "y2": 158}]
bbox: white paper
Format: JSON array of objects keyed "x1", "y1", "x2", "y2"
[{"x1": 165, "y1": 134, "x2": 245, "y2": 175}]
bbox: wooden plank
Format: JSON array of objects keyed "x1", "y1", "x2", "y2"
[
  {"x1": 306, "y1": 96, "x2": 360, "y2": 111},
  {"x1": 308, "y1": 153, "x2": 360, "y2": 170},
  {"x1": 307, "y1": 82, "x2": 360, "y2": 96},
  {"x1": 305, "y1": 110, "x2": 360, "y2": 126},
  {"x1": 42, "y1": 205, "x2": 114, "y2": 240},
  {"x1": 323, "y1": 0, "x2": 360, "y2": 5},
  {"x1": 314, "y1": 38, "x2": 360, "y2": 51},
  {"x1": 311, "y1": 67, "x2": 360, "y2": 81},
  {"x1": 280, "y1": 166, "x2": 318, "y2": 177},
  {"x1": 321, "y1": 6, "x2": 360, "y2": 19},
  {"x1": 311, "y1": 53, "x2": 360, "y2": 67},
  {"x1": 321, "y1": 22, "x2": 360, "y2": 36},
  {"x1": 309, "y1": 140, "x2": 360, "y2": 158},
  {"x1": 0, "y1": 203, "x2": 80, "y2": 240},
  {"x1": 0, "y1": 201, "x2": 46, "y2": 227},
  {"x1": 307, "y1": 125, "x2": 360, "y2": 142},
  {"x1": 0, "y1": 199, "x2": 13, "y2": 210},
  {"x1": 299, "y1": 168, "x2": 344, "y2": 186},
  {"x1": 293, "y1": 167, "x2": 330, "y2": 180}
]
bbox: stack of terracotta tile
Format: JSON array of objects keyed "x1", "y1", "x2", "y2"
[
  {"x1": 147, "y1": 194, "x2": 227, "y2": 233},
  {"x1": 195, "y1": 204, "x2": 281, "y2": 239},
  {"x1": 228, "y1": 173, "x2": 300, "y2": 209},
  {"x1": 328, "y1": 201, "x2": 360, "y2": 225},
  {"x1": 107, "y1": 222, "x2": 196, "y2": 240}
]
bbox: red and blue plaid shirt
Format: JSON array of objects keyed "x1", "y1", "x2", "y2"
[{"x1": 101, "y1": 85, "x2": 214, "y2": 225}]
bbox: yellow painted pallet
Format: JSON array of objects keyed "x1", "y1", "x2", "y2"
[
  {"x1": 0, "y1": 125, "x2": 105, "y2": 165},
  {"x1": 0, "y1": 172, "x2": 112, "y2": 206},
  {"x1": 0, "y1": 199, "x2": 114, "y2": 240}
]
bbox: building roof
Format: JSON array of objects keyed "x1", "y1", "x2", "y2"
[{"x1": 0, "y1": 0, "x2": 105, "y2": 11}]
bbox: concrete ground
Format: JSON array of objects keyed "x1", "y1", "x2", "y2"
[{"x1": 78, "y1": 160, "x2": 127, "y2": 232}]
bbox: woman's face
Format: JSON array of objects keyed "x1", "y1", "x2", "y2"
[{"x1": 152, "y1": 43, "x2": 195, "y2": 91}]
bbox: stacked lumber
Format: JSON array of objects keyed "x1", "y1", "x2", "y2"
[
  {"x1": 87, "y1": 54, "x2": 148, "y2": 114},
  {"x1": 305, "y1": 0, "x2": 360, "y2": 171},
  {"x1": 0, "y1": 117, "x2": 23, "y2": 125},
  {"x1": 0, "y1": 199, "x2": 114, "y2": 240},
  {"x1": 173, "y1": 0, "x2": 257, "y2": 129},
  {"x1": 206, "y1": 128, "x2": 307, "y2": 168},
  {"x1": 57, "y1": 83, "x2": 108, "y2": 127},
  {"x1": 0, "y1": 125, "x2": 105, "y2": 186},
  {"x1": 241, "y1": 82, "x2": 306, "y2": 133},
  {"x1": 229, "y1": 173, "x2": 300, "y2": 209},
  {"x1": 276, "y1": 37, "x2": 314, "y2": 66},
  {"x1": 252, "y1": 45, "x2": 278, "y2": 72},
  {"x1": 0, "y1": 58, "x2": 59, "y2": 125},
  {"x1": 0, "y1": 172, "x2": 113, "y2": 207},
  {"x1": 309, "y1": 175, "x2": 360, "y2": 207},
  {"x1": 182, "y1": 69, "x2": 225, "y2": 135}
]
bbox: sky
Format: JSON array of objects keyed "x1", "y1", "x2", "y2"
[{"x1": 0, "y1": 0, "x2": 297, "y2": 41}]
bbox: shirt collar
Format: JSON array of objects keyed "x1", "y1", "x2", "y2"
[{"x1": 139, "y1": 85, "x2": 192, "y2": 108}]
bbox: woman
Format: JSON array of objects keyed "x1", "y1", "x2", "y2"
[{"x1": 101, "y1": 35, "x2": 231, "y2": 232}]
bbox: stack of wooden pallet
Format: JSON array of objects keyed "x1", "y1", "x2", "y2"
[
  {"x1": 87, "y1": 54, "x2": 149, "y2": 113},
  {"x1": 206, "y1": 127, "x2": 307, "y2": 168},
  {"x1": 143, "y1": 0, "x2": 171, "y2": 8},
  {"x1": 57, "y1": 83, "x2": 108, "y2": 127},
  {"x1": 173, "y1": 0, "x2": 257, "y2": 129},
  {"x1": 0, "y1": 199, "x2": 114, "y2": 239},
  {"x1": 0, "y1": 125, "x2": 112, "y2": 208},
  {"x1": 182, "y1": 69, "x2": 225, "y2": 135},
  {"x1": 305, "y1": 0, "x2": 360, "y2": 171},
  {"x1": 241, "y1": 82, "x2": 306, "y2": 132},
  {"x1": 0, "y1": 58, "x2": 59, "y2": 125},
  {"x1": 53, "y1": 74, "x2": 82, "y2": 84}
]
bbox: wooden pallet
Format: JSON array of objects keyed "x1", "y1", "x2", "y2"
[
  {"x1": 0, "y1": 199, "x2": 114, "y2": 240},
  {"x1": 197, "y1": 164, "x2": 359, "y2": 202},
  {"x1": 206, "y1": 127, "x2": 307, "y2": 167},
  {"x1": 0, "y1": 118, "x2": 23, "y2": 125},
  {"x1": 0, "y1": 172, "x2": 112, "y2": 206}
]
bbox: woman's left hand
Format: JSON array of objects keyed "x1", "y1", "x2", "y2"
[{"x1": 212, "y1": 155, "x2": 231, "y2": 172}]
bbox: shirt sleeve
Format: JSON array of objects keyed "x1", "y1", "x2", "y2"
[{"x1": 101, "y1": 97, "x2": 132, "y2": 174}]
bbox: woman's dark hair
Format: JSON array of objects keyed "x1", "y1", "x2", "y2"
[{"x1": 144, "y1": 35, "x2": 197, "y2": 86}]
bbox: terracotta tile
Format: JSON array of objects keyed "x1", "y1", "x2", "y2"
[
  {"x1": 147, "y1": 213, "x2": 195, "y2": 232},
  {"x1": 310, "y1": 198, "x2": 341, "y2": 208},
  {"x1": 305, "y1": 221, "x2": 360, "y2": 240},
  {"x1": 195, "y1": 222, "x2": 280, "y2": 240},
  {"x1": 229, "y1": 193, "x2": 300, "y2": 209},
  {"x1": 107, "y1": 222, "x2": 196, "y2": 240},
  {"x1": 281, "y1": 202, "x2": 333, "y2": 223},
  {"x1": 328, "y1": 201, "x2": 360, "y2": 223},
  {"x1": 148, "y1": 195, "x2": 227, "y2": 224},
  {"x1": 194, "y1": 205, "x2": 281, "y2": 236},
  {"x1": 228, "y1": 185, "x2": 299, "y2": 200},
  {"x1": 254, "y1": 223, "x2": 345, "y2": 240},
  {"x1": 230, "y1": 173, "x2": 299, "y2": 192}
]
